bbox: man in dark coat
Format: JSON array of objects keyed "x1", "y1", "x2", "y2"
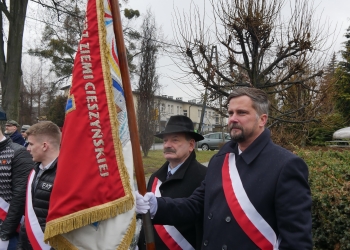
[
  {"x1": 0, "y1": 125, "x2": 34, "y2": 250},
  {"x1": 4, "y1": 120, "x2": 25, "y2": 146},
  {"x1": 20, "y1": 125, "x2": 30, "y2": 148},
  {"x1": 137, "y1": 115, "x2": 207, "y2": 250},
  {"x1": 17, "y1": 121, "x2": 61, "y2": 250},
  {"x1": 136, "y1": 88, "x2": 312, "y2": 249}
]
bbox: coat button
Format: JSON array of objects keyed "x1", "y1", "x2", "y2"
[
  {"x1": 203, "y1": 240, "x2": 208, "y2": 246},
  {"x1": 222, "y1": 245, "x2": 227, "y2": 250},
  {"x1": 208, "y1": 213, "x2": 213, "y2": 219},
  {"x1": 225, "y1": 216, "x2": 231, "y2": 222}
]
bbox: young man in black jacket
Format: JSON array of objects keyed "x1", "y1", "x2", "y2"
[
  {"x1": 17, "y1": 121, "x2": 61, "y2": 250},
  {"x1": 0, "y1": 125, "x2": 34, "y2": 250}
]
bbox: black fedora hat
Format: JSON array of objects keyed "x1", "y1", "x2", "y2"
[{"x1": 155, "y1": 115, "x2": 204, "y2": 142}]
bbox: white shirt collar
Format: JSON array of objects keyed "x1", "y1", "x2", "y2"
[
  {"x1": 167, "y1": 162, "x2": 183, "y2": 175},
  {"x1": 39, "y1": 158, "x2": 56, "y2": 170}
]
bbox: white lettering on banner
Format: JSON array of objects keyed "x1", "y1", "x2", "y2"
[{"x1": 81, "y1": 31, "x2": 109, "y2": 177}]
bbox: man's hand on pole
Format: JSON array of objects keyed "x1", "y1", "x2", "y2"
[{"x1": 135, "y1": 191, "x2": 157, "y2": 217}]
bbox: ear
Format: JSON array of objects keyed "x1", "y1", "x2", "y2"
[
  {"x1": 42, "y1": 142, "x2": 48, "y2": 151},
  {"x1": 259, "y1": 114, "x2": 268, "y2": 127},
  {"x1": 189, "y1": 139, "x2": 195, "y2": 151}
]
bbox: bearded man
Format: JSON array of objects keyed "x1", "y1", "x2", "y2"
[{"x1": 136, "y1": 88, "x2": 312, "y2": 249}]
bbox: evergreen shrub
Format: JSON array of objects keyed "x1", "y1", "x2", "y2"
[{"x1": 297, "y1": 149, "x2": 350, "y2": 250}]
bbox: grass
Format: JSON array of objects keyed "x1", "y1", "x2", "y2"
[{"x1": 141, "y1": 150, "x2": 216, "y2": 177}]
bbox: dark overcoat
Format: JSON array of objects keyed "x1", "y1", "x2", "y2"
[
  {"x1": 153, "y1": 129, "x2": 312, "y2": 250},
  {"x1": 138, "y1": 151, "x2": 207, "y2": 250}
]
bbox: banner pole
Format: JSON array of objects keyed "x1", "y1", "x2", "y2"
[{"x1": 109, "y1": 1, "x2": 156, "y2": 249}]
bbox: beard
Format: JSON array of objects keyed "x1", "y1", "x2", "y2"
[
  {"x1": 4, "y1": 130, "x2": 13, "y2": 135},
  {"x1": 228, "y1": 123, "x2": 245, "y2": 142}
]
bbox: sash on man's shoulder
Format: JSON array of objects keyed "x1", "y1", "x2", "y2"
[{"x1": 222, "y1": 153, "x2": 280, "y2": 250}]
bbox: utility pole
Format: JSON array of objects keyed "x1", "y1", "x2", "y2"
[{"x1": 198, "y1": 46, "x2": 214, "y2": 134}]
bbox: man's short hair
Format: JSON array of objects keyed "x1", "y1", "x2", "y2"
[
  {"x1": 227, "y1": 87, "x2": 269, "y2": 116},
  {"x1": 26, "y1": 121, "x2": 61, "y2": 147}
]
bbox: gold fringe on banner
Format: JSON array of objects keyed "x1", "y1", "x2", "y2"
[
  {"x1": 44, "y1": 196, "x2": 134, "y2": 240},
  {"x1": 48, "y1": 235, "x2": 79, "y2": 250},
  {"x1": 46, "y1": 211, "x2": 136, "y2": 250}
]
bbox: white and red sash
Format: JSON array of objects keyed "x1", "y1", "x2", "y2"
[
  {"x1": 0, "y1": 195, "x2": 24, "y2": 249},
  {"x1": 25, "y1": 170, "x2": 51, "y2": 250},
  {"x1": 151, "y1": 177, "x2": 194, "y2": 250},
  {"x1": 222, "y1": 153, "x2": 280, "y2": 250},
  {"x1": 0, "y1": 197, "x2": 10, "y2": 249}
]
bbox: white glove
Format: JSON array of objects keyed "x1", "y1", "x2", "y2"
[
  {"x1": 144, "y1": 192, "x2": 158, "y2": 217},
  {"x1": 135, "y1": 191, "x2": 150, "y2": 214}
]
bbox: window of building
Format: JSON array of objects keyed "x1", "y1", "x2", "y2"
[
  {"x1": 168, "y1": 105, "x2": 170, "y2": 113},
  {"x1": 183, "y1": 110, "x2": 188, "y2": 116},
  {"x1": 177, "y1": 106, "x2": 179, "y2": 114},
  {"x1": 215, "y1": 115, "x2": 219, "y2": 124},
  {"x1": 161, "y1": 103, "x2": 165, "y2": 112},
  {"x1": 198, "y1": 109, "x2": 202, "y2": 118},
  {"x1": 171, "y1": 105, "x2": 174, "y2": 114}
]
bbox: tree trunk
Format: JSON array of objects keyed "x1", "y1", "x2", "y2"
[{"x1": 0, "y1": 0, "x2": 28, "y2": 120}]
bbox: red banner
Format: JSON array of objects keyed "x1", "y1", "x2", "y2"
[{"x1": 44, "y1": 0, "x2": 135, "y2": 249}]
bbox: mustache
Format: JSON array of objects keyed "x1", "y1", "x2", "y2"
[
  {"x1": 164, "y1": 148, "x2": 176, "y2": 153},
  {"x1": 229, "y1": 124, "x2": 243, "y2": 130}
]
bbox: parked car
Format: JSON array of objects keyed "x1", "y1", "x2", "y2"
[{"x1": 198, "y1": 132, "x2": 231, "y2": 151}]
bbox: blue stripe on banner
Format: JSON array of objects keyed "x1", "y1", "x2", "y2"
[
  {"x1": 112, "y1": 79, "x2": 124, "y2": 96},
  {"x1": 105, "y1": 20, "x2": 113, "y2": 26},
  {"x1": 66, "y1": 98, "x2": 73, "y2": 112}
]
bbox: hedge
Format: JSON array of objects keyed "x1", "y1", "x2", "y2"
[{"x1": 297, "y1": 149, "x2": 350, "y2": 250}]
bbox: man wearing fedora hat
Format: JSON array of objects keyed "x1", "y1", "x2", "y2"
[
  {"x1": 4, "y1": 120, "x2": 25, "y2": 146},
  {"x1": 137, "y1": 115, "x2": 207, "y2": 250}
]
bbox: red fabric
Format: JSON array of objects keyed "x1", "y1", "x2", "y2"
[
  {"x1": 222, "y1": 154, "x2": 272, "y2": 250},
  {"x1": 151, "y1": 178, "x2": 182, "y2": 250},
  {"x1": 0, "y1": 201, "x2": 21, "y2": 233},
  {"x1": 25, "y1": 170, "x2": 42, "y2": 250},
  {"x1": 46, "y1": 0, "x2": 125, "y2": 222},
  {"x1": 0, "y1": 208, "x2": 6, "y2": 221},
  {"x1": 151, "y1": 177, "x2": 159, "y2": 194},
  {"x1": 154, "y1": 225, "x2": 182, "y2": 250}
]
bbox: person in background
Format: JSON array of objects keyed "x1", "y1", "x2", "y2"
[
  {"x1": 137, "y1": 115, "x2": 207, "y2": 250},
  {"x1": 4, "y1": 120, "x2": 25, "y2": 146},
  {"x1": 136, "y1": 88, "x2": 312, "y2": 249},
  {"x1": 20, "y1": 125, "x2": 30, "y2": 148},
  {"x1": 0, "y1": 124, "x2": 34, "y2": 250},
  {"x1": 17, "y1": 121, "x2": 61, "y2": 250}
]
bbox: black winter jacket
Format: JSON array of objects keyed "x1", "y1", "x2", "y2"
[
  {"x1": 0, "y1": 137, "x2": 34, "y2": 240},
  {"x1": 17, "y1": 158, "x2": 57, "y2": 250},
  {"x1": 138, "y1": 151, "x2": 207, "y2": 250}
]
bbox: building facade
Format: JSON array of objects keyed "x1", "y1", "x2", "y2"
[
  {"x1": 133, "y1": 92, "x2": 227, "y2": 134},
  {"x1": 61, "y1": 85, "x2": 227, "y2": 134}
]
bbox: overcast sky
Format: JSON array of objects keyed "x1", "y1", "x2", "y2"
[
  {"x1": 126, "y1": 0, "x2": 350, "y2": 101},
  {"x1": 22, "y1": 0, "x2": 350, "y2": 101}
]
